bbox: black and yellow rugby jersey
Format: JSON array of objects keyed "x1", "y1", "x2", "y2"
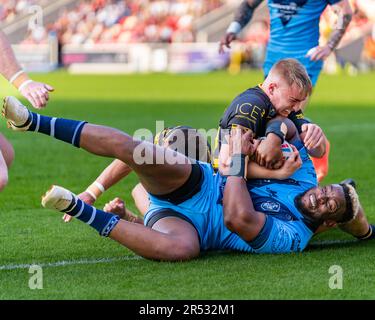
[{"x1": 212, "y1": 85, "x2": 310, "y2": 170}]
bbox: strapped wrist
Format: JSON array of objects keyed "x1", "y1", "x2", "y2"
[
  {"x1": 226, "y1": 153, "x2": 248, "y2": 180},
  {"x1": 227, "y1": 21, "x2": 242, "y2": 35},
  {"x1": 86, "y1": 181, "x2": 105, "y2": 200},
  {"x1": 9, "y1": 70, "x2": 25, "y2": 84},
  {"x1": 18, "y1": 79, "x2": 33, "y2": 92},
  {"x1": 12, "y1": 72, "x2": 31, "y2": 90}
]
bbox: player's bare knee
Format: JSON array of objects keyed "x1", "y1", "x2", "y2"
[
  {"x1": 0, "y1": 174, "x2": 9, "y2": 192},
  {"x1": 0, "y1": 138, "x2": 15, "y2": 168},
  {"x1": 4, "y1": 145, "x2": 15, "y2": 168},
  {"x1": 131, "y1": 183, "x2": 141, "y2": 199},
  {"x1": 170, "y1": 239, "x2": 199, "y2": 261}
]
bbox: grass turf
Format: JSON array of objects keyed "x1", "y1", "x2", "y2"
[{"x1": 0, "y1": 70, "x2": 374, "y2": 299}]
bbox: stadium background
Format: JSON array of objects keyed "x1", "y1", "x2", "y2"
[{"x1": 0, "y1": 0, "x2": 374, "y2": 300}]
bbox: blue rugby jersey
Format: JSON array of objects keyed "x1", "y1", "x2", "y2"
[
  {"x1": 263, "y1": 0, "x2": 342, "y2": 85},
  {"x1": 267, "y1": 0, "x2": 341, "y2": 54}
]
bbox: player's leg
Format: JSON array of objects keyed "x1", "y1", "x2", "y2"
[
  {"x1": 132, "y1": 183, "x2": 150, "y2": 216},
  {"x1": 2, "y1": 96, "x2": 191, "y2": 196},
  {"x1": 338, "y1": 204, "x2": 375, "y2": 240},
  {"x1": 110, "y1": 217, "x2": 200, "y2": 261},
  {"x1": 79, "y1": 123, "x2": 193, "y2": 195},
  {"x1": 43, "y1": 185, "x2": 200, "y2": 261},
  {"x1": 0, "y1": 133, "x2": 14, "y2": 168},
  {"x1": 0, "y1": 134, "x2": 14, "y2": 191}
]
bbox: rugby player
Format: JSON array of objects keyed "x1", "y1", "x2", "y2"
[
  {"x1": 0, "y1": 30, "x2": 54, "y2": 192},
  {"x1": 63, "y1": 125, "x2": 212, "y2": 222},
  {"x1": 213, "y1": 58, "x2": 326, "y2": 175},
  {"x1": 219, "y1": 0, "x2": 354, "y2": 182},
  {"x1": 66, "y1": 123, "x2": 299, "y2": 222},
  {"x1": 3, "y1": 96, "x2": 374, "y2": 261}
]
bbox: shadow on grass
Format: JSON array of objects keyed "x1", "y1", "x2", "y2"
[
  {"x1": 197, "y1": 239, "x2": 372, "y2": 259},
  {"x1": 306, "y1": 239, "x2": 369, "y2": 251}
]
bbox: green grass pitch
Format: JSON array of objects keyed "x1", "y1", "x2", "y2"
[{"x1": 0, "y1": 70, "x2": 374, "y2": 300}]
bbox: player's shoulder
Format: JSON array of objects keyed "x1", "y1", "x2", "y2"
[{"x1": 230, "y1": 86, "x2": 271, "y2": 110}]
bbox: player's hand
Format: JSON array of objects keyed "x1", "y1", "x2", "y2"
[
  {"x1": 255, "y1": 135, "x2": 283, "y2": 169},
  {"x1": 19, "y1": 81, "x2": 54, "y2": 109},
  {"x1": 276, "y1": 145, "x2": 302, "y2": 179},
  {"x1": 62, "y1": 191, "x2": 96, "y2": 223},
  {"x1": 230, "y1": 128, "x2": 259, "y2": 157},
  {"x1": 306, "y1": 45, "x2": 332, "y2": 61},
  {"x1": 103, "y1": 197, "x2": 126, "y2": 219},
  {"x1": 301, "y1": 123, "x2": 325, "y2": 150},
  {"x1": 219, "y1": 33, "x2": 237, "y2": 53}
]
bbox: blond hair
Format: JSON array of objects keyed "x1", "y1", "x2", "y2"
[
  {"x1": 338, "y1": 183, "x2": 360, "y2": 223},
  {"x1": 269, "y1": 58, "x2": 313, "y2": 99}
]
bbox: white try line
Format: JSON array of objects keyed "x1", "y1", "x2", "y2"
[
  {"x1": 0, "y1": 239, "x2": 363, "y2": 271},
  {"x1": 0, "y1": 256, "x2": 142, "y2": 271}
]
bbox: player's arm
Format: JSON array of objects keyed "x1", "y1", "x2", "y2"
[
  {"x1": 220, "y1": 119, "x2": 284, "y2": 173},
  {"x1": 247, "y1": 146, "x2": 302, "y2": 180},
  {"x1": 249, "y1": 116, "x2": 302, "y2": 178},
  {"x1": 81, "y1": 159, "x2": 132, "y2": 204},
  {"x1": 308, "y1": 0, "x2": 353, "y2": 61},
  {"x1": 218, "y1": 125, "x2": 254, "y2": 175},
  {"x1": 63, "y1": 159, "x2": 132, "y2": 222},
  {"x1": 0, "y1": 30, "x2": 54, "y2": 108},
  {"x1": 300, "y1": 123, "x2": 327, "y2": 158},
  {"x1": 223, "y1": 128, "x2": 266, "y2": 242},
  {"x1": 254, "y1": 117, "x2": 288, "y2": 169},
  {"x1": 132, "y1": 183, "x2": 150, "y2": 216},
  {"x1": 218, "y1": 95, "x2": 273, "y2": 173},
  {"x1": 219, "y1": 0, "x2": 264, "y2": 53},
  {"x1": 289, "y1": 111, "x2": 327, "y2": 158}
]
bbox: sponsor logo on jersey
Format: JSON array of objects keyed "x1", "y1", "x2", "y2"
[
  {"x1": 270, "y1": 0, "x2": 308, "y2": 25},
  {"x1": 261, "y1": 201, "x2": 281, "y2": 213}
]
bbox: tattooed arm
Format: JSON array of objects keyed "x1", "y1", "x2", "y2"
[
  {"x1": 219, "y1": 0, "x2": 264, "y2": 53},
  {"x1": 309, "y1": 0, "x2": 353, "y2": 61}
]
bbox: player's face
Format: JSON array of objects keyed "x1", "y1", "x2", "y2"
[
  {"x1": 269, "y1": 82, "x2": 305, "y2": 117},
  {"x1": 295, "y1": 184, "x2": 347, "y2": 222}
]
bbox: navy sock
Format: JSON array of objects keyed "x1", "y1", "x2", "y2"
[
  {"x1": 356, "y1": 225, "x2": 375, "y2": 240},
  {"x1": 27, "y1": 111, "x2": 87, "y2": 147},
  {"x1": 63, "y1": 196, "x2": 120, "y2": 237}
]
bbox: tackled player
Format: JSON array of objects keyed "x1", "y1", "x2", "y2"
[{"x1": 2, "y1": 96, "x2": 374, "y2": 261}]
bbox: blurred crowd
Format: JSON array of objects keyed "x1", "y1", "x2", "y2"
[
  {"x1": 4, "y1": 0, "x2": 374, "y2": 71},
  {"x1": 22, "y1": 0, "x2": 224, "y2": 45},
  {"x1": 0, "y1": 0, "x2": 45, "y2": 24},
  {"x1": 237, "y1": 0, "x2": 375, "y2": 69},
  {"x1": 321, "y1": 0, "x2": 375, "y2": 61}
]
